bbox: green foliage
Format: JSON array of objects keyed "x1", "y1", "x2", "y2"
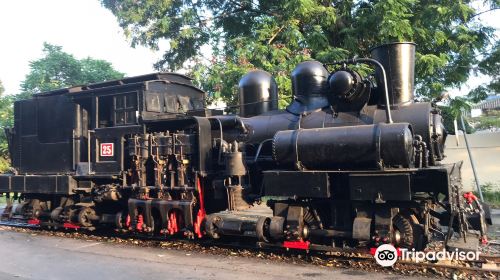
[
  {"x1": 102, "y1": 0, "x2": 498, "y2": 107},
  {"x1": 477, "y1": 41, "x2": 500, "y2": 92},
  {"x1": 0, "y1": 80, "x2": 13, "y2": 172},
  {"x1": 474, "y1": 182, "x2": 500, "y2": 208},
  {"x1": 0, "y1": 44, "x2": 125, "y2": 173},
  {"x1": 0, "y1": 158, "x2": 9, "y2": 173},
  {"x1": 439, "y1": 105, "x2": 474, "y2": 134},
  {"x1": 466, "y1": 40, "x2": 500, "y2": 103},
  {"x1": 470, "y1": 110, "x2": 500, "y2": 130},
  {"x1": 20, "y1": 43, "x2": 125, "y2": 97}
]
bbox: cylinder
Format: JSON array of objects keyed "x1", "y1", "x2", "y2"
[
  {"x1": 272, "y1": 123, "x2": 414, "y2": 169},
  {"x1": 238, "y1": 70, "x2": 278, "y2": 117},
  {"x1": 205, "y1": 213, "x2": 261, "y2": 238},
  {"x1": 370, "y1": 42, "x2": 416, "y2": 107}
]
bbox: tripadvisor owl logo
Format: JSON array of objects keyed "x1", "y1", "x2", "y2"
[{"x1": 374, "y1": 244, "x2": 398, "y2": 267}]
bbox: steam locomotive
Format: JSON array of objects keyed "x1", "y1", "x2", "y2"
[{"x1": 0, "y1": 42, "x2": 491, "y2": 251}]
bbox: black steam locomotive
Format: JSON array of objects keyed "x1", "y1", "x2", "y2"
[{"x1": 0, "y1": 42, "x2": 490, "y2": 250}]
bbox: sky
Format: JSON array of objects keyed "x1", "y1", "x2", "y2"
[
  {"x1": 0, "y1": 0, "x2": 163, "y2": 95},
  {"x1": 0, "y1": 0, "x2": 498, "y2": 97}
]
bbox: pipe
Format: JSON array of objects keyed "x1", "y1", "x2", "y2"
[
  {"x1": 328, "y1": 58, "x2": 393, "y2": 123},
  {"x1": 354, "y1": 58, "x2": 393, "y2": 123},
  {"x1": 309, "y1": 229, "x2": 352, "y2": 238},
  {"x1": 87, "y1": 130, "x2": 94, "y2": 175},
  {"x1": 209, "y1": 115, "x2": 248, "y2": 134},
  {"x1": 460, "y1": 112, "x2": 484, "y2": 201},
  {"x1": 212, "y1": 117, "x2": 224, "y2": 165},
  {"x1": 253, "y1": 138, "x2": 273, "y2": 163}
]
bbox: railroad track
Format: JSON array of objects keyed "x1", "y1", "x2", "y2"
[{"x1": 0, "y1": 219, "x2": 499, "y2": 279}]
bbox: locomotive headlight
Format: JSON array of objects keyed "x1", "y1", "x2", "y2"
[
  {"x1": 327, "y1": 69, "x2": 371, "y2": 112},
  {"x1": 328, "y1": 69, "x2": 364, "y2": 102}
]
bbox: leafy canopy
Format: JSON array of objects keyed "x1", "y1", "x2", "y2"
[
  {"x1": 468, "y1": 40, "x2": 500, "y2": 103},
  {"x1": 0, "y1": 43, "x2": 125, "y2": 172},
  {"x1": 0, "y1": 80, "x2": 13, "y2": 171},
  {"x1": 102, "y1": 0, "x2": 499, "y2": 108},
  {"x1": 20, "y1": 42, "x2": 125, "y2": 97}
]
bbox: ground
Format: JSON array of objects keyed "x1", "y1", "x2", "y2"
[{"x1": 0, "y1": 229, "x2": 427, "y2": 280}]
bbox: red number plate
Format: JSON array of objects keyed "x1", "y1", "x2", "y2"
[{"x1": 100, "y1": 143, "x2": 114, "y2": 157}]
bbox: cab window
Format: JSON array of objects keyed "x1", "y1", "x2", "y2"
[
  {"x1": 114, "y1": 93, "x2": 137, "y2": 126},
  {"x1": 146, "y1": 92, "x2": 162, "y2": 112}
]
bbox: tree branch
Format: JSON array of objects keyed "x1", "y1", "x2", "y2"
[
  {"x1": 268, "y1": 26, "x2": 285, "y2": 45},
  {"x1": 471, "y1": 7, "x2": 500, "y2": 19}
]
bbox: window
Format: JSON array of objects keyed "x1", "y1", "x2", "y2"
[
  {"x1": 165, "y1": 95, "x2": 179, "y2": 113},
  {"x1": 98, "y1": 96, "x2": 114, "y2": 128},
  {"x1": 114, "y1": 93, "x2": 137, "y2": 125},
  {"x1": 191, "y1": 98, "x2": 204, "y2": 110},
  {"x1": 178, "y1": 95, "x2": 193, "y2": 112},
  {"x1": 146, "y1": 92, "x2": 162, "y2": 112}
]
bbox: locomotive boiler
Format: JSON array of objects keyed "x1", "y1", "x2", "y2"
[{"x1": 0, "y1": 42, "x2": 491, "y2": 251}]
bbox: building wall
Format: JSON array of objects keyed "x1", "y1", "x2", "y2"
[{"x1": 442, "y1": 131, "x2": 500, "y2": 191}]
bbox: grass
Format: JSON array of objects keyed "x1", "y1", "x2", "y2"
[
  {"x1": 469, "y1": 110, "x2": 500, "y2": 130},
  {"x1": 474, "y1": 182, "x2": 500, "y2": 208}
]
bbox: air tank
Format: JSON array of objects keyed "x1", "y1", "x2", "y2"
[
  {"x1": 370, "y1": 42, "x2": 416, "y2": 107},
  {"x1": 238, "y1": 70, "x2": 278, "y2": 117},
  {"x1": 272, "y1": 123, "x2": 414, "y2": 169}
]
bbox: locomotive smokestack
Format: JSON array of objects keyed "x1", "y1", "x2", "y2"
[{"x1": 370, "y1": 42, "x2": 416, "y2": 107}]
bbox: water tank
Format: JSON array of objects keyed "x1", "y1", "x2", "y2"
[{"x1": 238, "y1": 70, "x2": 278, "y2": 117}]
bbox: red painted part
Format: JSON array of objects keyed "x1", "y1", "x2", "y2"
[
  {"x1": 27, "y1": 219, "x2": 40, "y2": 225},
  {"x1": 194, "y1": 176, "x2": 206, "y2": 238},
  {"x1": 481, "y1": 235, "x2": 488, "y2": 245},
  {"x1": 463, "y1": 192, "x2": 478, "y2": 204},
  {"x1": 136, "y1": 214, "x2": 144, "y2": 232},
  {"x1": 283, "y1": 240, "x2": 310, "y2": 250},
  {"x1": 396, "y1": 248, "x2": 402, "y2": 257},
  {"x1": 63, "y1": 223, "x2": 80, "y2": 229},
  {"x1": 125, "y1": 215, "x2": 131, "y2": 228},
  {"x1": 167, "y1": 211, "x2": 179, "y2": 235}
]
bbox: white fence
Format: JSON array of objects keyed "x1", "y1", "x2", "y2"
[{"x1": 442, "y1": 131, "x2": 500, "y2": 191}]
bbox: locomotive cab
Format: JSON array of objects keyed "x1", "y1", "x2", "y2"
[{"x1": 1, "y1": 73, "x2": 212, "y2": 189}]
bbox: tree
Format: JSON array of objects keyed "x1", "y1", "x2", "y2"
[
  {"x1": 0, "y1": 80, "x2": 13, "y2": 172},
  {"x1": 0, "y1": 44, "x2": 125, "y2": 172},
  {"x1": 468, "y1": 40, "x2": 500, "y2": 103},
  {"x1": 102, "y1": 0, "x2": 498, "y2": 108},
  {"x1": 20, "y1": 43, "x2": 125, "y2": 97}
]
